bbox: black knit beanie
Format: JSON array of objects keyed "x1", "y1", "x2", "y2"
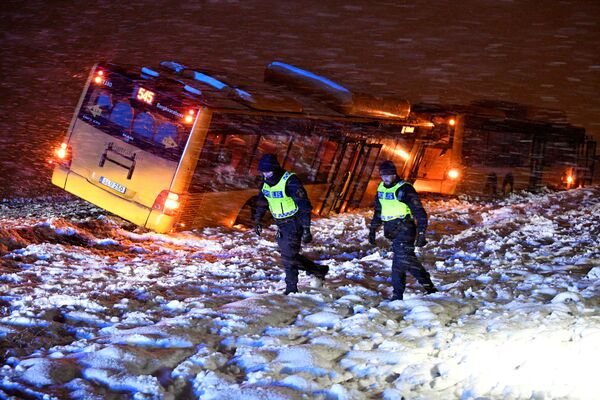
[
  {"x1": 379, "y1": 160, "x2": 397, "y2": 176},
  {"x1": 258, "y1": 153, "x2": 280, "y2": 172}
]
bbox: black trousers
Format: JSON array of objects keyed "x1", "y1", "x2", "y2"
[
  {"x1": 276, "y1": 217, "x2": 325, "y2": 290},
  {"x1": 384, "y1": 219, "x2": 434, "y2": 298}
]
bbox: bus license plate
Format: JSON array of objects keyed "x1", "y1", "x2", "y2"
[{"x1": 99, "y1": 176, "x2": 126, "y2": 194}]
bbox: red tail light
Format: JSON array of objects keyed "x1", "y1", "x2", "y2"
[
  {"x1": 50, "y1": 142, "x2": 72, "y2": 167},
  {"x1": 153, "y1": 190, "x2": 181, "y2": 216}
]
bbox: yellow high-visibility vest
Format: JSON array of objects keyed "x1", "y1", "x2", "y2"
[
  {"x1": 377, "y1": 181, "x2": 412, "y2": 221},
  {"x1": 262, "y1": 171, "x2": 299, "y2": 219}
]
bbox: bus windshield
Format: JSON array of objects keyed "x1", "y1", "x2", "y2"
[{"x1": 77, "y1": 65, "x2": 194, "y2": 162}]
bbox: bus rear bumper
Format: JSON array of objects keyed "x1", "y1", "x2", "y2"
[
  {"x1": 51, "y1": 164, "x2": 69, "y2": 189},
  {"x1": 54, "y1": 167, "x2": 176, "y2": 232},
  {"x1": 145, "y1": 210, "x2": 177, "y2": 233}
]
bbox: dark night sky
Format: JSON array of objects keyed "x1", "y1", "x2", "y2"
[{"x1": 1, "y1": 0, "x2": 599, "y2": 198}]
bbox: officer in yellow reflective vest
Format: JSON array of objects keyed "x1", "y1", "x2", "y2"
[
  {"x1": 253, "y1": 154, "x2": 328, "y2": 294},
  {"x1": 369, "y1": 160, "x2": 437, "y2": 301}
]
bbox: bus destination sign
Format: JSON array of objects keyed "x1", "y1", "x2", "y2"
[{"x1": 136, "y1": 87, "x2": 155, "y2": 105}]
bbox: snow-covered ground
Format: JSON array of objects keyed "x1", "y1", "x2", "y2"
[{"x1": 1, "y1": 187, "x2": 599, "y2": 399}]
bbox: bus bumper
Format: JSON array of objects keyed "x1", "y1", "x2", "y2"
[
  {"x1": 144, "y1": 210, "x2": 177, "y2": 233},
  {"x1": 51, "y1": 164, "x2": 69, "y2": 189},
  {"x1": 53, "y1": 167, "x2": 176, "y2": 233},
  {"x1": 54, "y1": 166, "x2": 158, "y2": 229}
]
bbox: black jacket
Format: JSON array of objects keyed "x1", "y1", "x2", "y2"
[
  {"x1": 254, "y1": 168, "x2": 312, "y2": 228},
  {"x1": 370, "y1": 177, "x2": 427, "y2": 234}
]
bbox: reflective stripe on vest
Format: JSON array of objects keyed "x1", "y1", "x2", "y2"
[
  {"x1": 377, "y1": 181, "x2": 412, "y2": 221},
  {"x1": 262, "y1": 171, "x2": 299, "y2": 219}
]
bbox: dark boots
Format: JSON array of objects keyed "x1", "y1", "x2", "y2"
[
  {"x1": 423, "y1": 284, "x2": 438, "y2": 294},
  {"x1": 391, "y1": 284, "x2": 437, "y2": 301},
  {"x1": 313, "y1": 265, "x2": 329, "y2": 280},
  {"x1": 284, "y1": 285, "x2": 298, "y2": 295}
]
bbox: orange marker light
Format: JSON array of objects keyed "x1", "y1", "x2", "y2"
[
  {"x1": 566, "y1": 175, "x2": 574, "y2": 184},
  {"x1": 52, "y1": 142, "x2": 72, "y2": 166},
  {"x1": 94, "y1": 76, "x2": 102, "y2": 84},
  {"x1": 448, "y1": 168, "x2": 460, "y2": 179},
  {"x1": 448, "y1": 118, "x2": 456, "y2": 126},
  {"x1": 184, "y1": 109, "x2": 195, "y2": 124},
  {"x1": 55, "y1": 142, "x2": 68, "y2": 159}
]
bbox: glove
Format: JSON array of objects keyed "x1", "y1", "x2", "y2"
[
  {"x1": 254, "y1": 223, "x2": 262, "y2": 236},
  {"x1": 368, "y1": 228, "x2": 377, "y2": 246},
  {"x1": 301, "y1": 227, "x2": 313, "y2": 243},
  {"x1": 415, "y1": 231, "x2": 427, "y2": 247}
]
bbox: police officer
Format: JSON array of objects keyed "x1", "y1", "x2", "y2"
[
  {"x1": 253, "y1": 154, "x2": 328, "y2": 294},
  {"x1": 369, "y1": 160, "x2": 437, "y2": 301}
]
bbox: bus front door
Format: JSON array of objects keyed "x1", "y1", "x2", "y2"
[{"x1": 319, "y1": 141, "x2": 382, "y2": 215}]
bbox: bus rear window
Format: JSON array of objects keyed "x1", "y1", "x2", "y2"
[{"x1": 77, "y1": 69, "x2": 192, "y2": 162}]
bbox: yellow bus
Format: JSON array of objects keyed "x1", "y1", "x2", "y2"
[
  {"x1": 51, "y1": 61, "x2": 595, "y2": 233},
  {"x1": 50, "y1": 61, "x2": 440, "y2": 233},
  {"x1": 410, "y1": 101, "x2": 596, "y2": 196}
]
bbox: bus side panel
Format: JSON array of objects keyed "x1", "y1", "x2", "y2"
[
  {"x1": 183, "y1": 190, "x2": 256, "y2": 228},
  {"x1": 358, "y1": 179, "x2": 378, "y2": 209},
  {"x1": 305, "y1": 184, "x2": 330, "y2": 215},
  {"x1": 177, "y1": 183, "x2": 331, "y2": 230},
  {"x1": 63, "y1": 120, "x2": 178, "y2": 226},
  {"x1": 413, "y1": 148, "x2": 458, "y2": 195}
]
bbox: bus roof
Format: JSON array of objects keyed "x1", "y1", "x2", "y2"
[{"x1": 102, "y1": 61, "x2": 425, "y2": 126}]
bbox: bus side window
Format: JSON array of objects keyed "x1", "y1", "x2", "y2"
[
  {"x1": 197, "y1": 133, "x2": 222, "y2": 168},
  {"x1": 223, "y1": 136, "x2": 248, "y2": 171},
  {"x1": 155, "y1": 122, "x2": 178, "y2": 147},
  {"x1": 249, "y1": 135, "x2": 291, "y2": 174},
  {"x1": 109, "y1": 102, "x2": 133, "y2": 131},
  {"x1": 284, "y1": 135, "x2": 321, "y2": 182},
  {"x1": 132, "y1": 112, "x2": 156, "y2": 139}
]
